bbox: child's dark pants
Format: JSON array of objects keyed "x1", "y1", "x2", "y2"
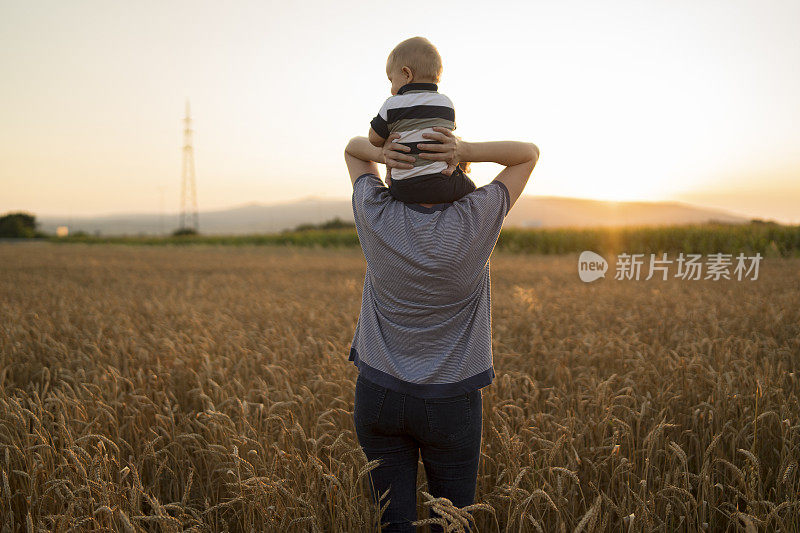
[{"x1": 388, "y1": 166, "x2": 477, "y2": 204}]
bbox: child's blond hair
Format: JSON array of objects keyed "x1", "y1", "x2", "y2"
[
  {"x1": 387, "y1": 36, "x2": 442, "y2": 83},
  {"x1": 388, "y1": 37, "x2": 470, "y2": 174}
]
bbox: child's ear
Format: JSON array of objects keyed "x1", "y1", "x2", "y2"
[{"x1": 401, "y1": 66, "x2": 413, "y2": 82}]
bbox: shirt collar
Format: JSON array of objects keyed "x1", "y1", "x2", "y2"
[
  {"x1": 397, "y1": 82, "x2": 438, "y2": 95},
  {"x1": 406, "y1": 202, "x2": 449, "y2": 213}
]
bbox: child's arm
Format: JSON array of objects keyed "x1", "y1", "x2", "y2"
[
  {"x1": 368, "y1": 127, "x2": 386, "y2": 147},
  {"x1": 369, "y1": 98, "x2": 392, "y2": 147}
]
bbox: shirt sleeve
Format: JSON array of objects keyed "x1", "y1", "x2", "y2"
[
  {"x1": 369, "y1": 97, "x2": 392, "y2": 139},
  {"x1": 447, "y1": 95, "x2": 457, "y2": 131},
  {"x1": 352, "y1": 172, "x2": 385, "y2": 225},
  {"x1": 466, "y1": 181, "x2": 511, "y2": 223},
  {"x1": 448, "y1": 181, "x2": 511, "y2": 269}
]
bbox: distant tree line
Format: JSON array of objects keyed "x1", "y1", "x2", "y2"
[
  {"x1": 0, "y1": 212, "x2": 46, "y2": 238},
  {"x1": 291, "y1": 217, "x2": 355, "y2": 232}
]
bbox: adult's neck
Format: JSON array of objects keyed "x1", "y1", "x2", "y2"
[{"x1": 417, "y1": 203, "x2": 435, "y2": 208}]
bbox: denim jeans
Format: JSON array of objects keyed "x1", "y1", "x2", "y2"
[{"x1": 353, "y1": 373, "x2": 483, "y2": 532}]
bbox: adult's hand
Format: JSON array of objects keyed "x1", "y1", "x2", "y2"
[
  {"x1": 416, "y1": 126, "x2": 462, "y2": 176},
  {"x1": 382, "y1": 133, "x2": 416, "y2": 185},
  {"x1": 381, "y1": 133, "x2": 416, "y2": 185}
]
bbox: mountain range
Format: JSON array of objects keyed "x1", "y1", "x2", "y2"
[{"x1": 36, "y1": 195, "x2": 749, "y2": 236}]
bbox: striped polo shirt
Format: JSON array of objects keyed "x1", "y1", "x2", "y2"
[
  {"x1": 349, "y1": 172, "x2": 511, "y2": 398},
  {"x1": 369, "y1": 82, "x2": 455, "y2": 182}
]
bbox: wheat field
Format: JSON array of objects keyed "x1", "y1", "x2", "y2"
[{"x1": 1, "y1": 242, "x2": 798, "y2": 532}]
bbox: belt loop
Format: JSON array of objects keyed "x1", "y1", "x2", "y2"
[{"x1": 399, "y1": 393, "x2": 406, "y2": 430}]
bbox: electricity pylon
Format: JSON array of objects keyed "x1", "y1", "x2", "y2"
[{"x1": 179, "y1": 100, "x2": 199, "y2": 233}]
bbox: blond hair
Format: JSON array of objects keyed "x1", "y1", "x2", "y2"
[{"x1": 386, "y1": 37, "x2": 442, "y2": 83}]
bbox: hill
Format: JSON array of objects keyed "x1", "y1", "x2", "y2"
[{"x1": 37, "y1": 195, "x2": 748, "y2": 236}]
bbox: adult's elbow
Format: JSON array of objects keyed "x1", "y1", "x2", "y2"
[
  {"x1": 344, "y1": 137, "x2": 359, "y2": 155},
  {"x1": 517, "y1": 143, "x2": 539, "y2": 173},
  {"x1": 528, "y1": 143, "x2": 540, "y2": 165}
]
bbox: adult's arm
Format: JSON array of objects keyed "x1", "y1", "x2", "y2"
[
  {"x1": 345, "y1": 134, "x2": 418, "y2": 186},
  {"x1": 344, "y1": 137, "x2": 383, "y2": 186},
  {"x1": 417, "y1": 127, "x2": 539, "y2": 208}
]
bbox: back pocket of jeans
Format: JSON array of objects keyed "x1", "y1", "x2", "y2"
[
  {"x1": 424, "y1": 394, "x2": 471, "y2": 440},
  {"x1": 354, "y1": 375, "x2": 387, "y2": 426}
]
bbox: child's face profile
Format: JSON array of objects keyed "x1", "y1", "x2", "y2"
[{"x1": 387, "y1": 63, "x2": 413, "y2": 96}]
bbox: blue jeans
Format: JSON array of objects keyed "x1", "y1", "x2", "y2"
[{"x1": 353, "y1": 373, "x2": 483, "y2": 532}]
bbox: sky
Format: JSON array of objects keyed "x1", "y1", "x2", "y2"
[{"x1": 1, "y1": 0, "x2": 799, "y2": 223}]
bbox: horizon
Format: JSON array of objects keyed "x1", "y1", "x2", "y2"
[
  {"x1": 29, "y1": 192, "x2": 780, "y2": 226},
  {"x1": 2, "y1": 1, "x2": 799, "y2": 224}
]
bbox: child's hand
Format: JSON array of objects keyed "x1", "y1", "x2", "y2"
[{"x1": 382, "y1": 134, "x2": 415, "y2": 171}]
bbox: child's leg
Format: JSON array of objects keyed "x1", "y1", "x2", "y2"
[
  {"x1": 389, "y1": 168, "x2": 477, "y2": 204},
  {"x1": 446, "y1": 166, "x2": 477, "y2": 200}
]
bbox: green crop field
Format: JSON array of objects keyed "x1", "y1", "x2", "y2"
[{"x1": 45, "y1": 222, "x2": 800, "y2": 258}]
